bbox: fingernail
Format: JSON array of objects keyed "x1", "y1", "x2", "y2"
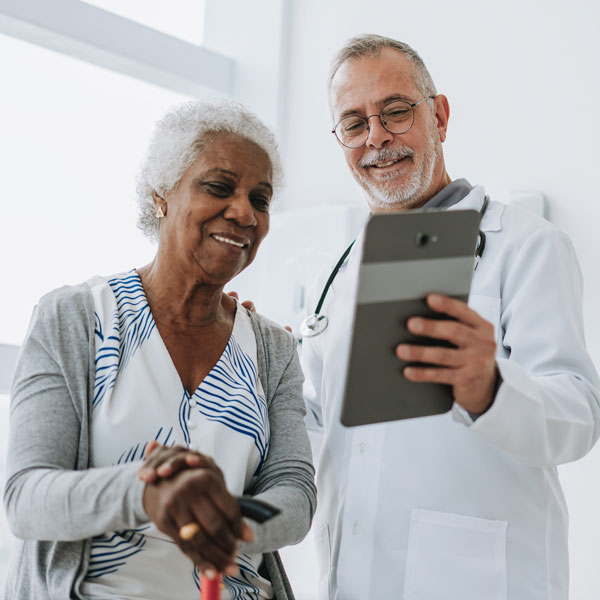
[
  {"x1": 404, "y1": 367, "x2": 416, "y2": 378},
  {"x1": 224, "y1": 564, "x2": 239, "y2": 577},
  {"x1": 204, "y1": 568, "x2": 217, "y2": 579},
  {"x1": 429, "y1": 294, "x2": 443, "y2": 306},
  {"x1": 409, "y1": 318, "x2": 423, "y2": 332},
  {"x1": 396, "y1": 344, "x2": 409, "y2": 358}
]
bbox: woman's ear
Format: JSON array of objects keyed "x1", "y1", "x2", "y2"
[{"x1": 152, "y1": 191, "x2": 166, "y2": 218}]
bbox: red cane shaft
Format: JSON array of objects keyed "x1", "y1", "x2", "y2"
[{"x1": 201, "y1": 572, "x2": 221, "y2": 600}]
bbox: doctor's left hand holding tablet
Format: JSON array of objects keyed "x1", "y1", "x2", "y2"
[{"x1": 139, "y1": 442, "x2": 253, "y2": 579}]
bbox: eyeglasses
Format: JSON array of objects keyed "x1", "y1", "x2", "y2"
[{"x1": 332, "y1": 96, "x2": 436, "y2": 148}]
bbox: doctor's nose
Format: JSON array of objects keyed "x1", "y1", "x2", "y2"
[{"x1": 365, "y1": 115, "x2": 394, "y2": 149}]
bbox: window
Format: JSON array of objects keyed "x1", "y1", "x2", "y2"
[
  {"x1": 0, "y1": 394, "x2": 11, "y2": 588},
  {"x1": 80, "y1": 0, "x2": 206, "y2": 46},
  {"x1": 0, "y1": 32, "x2": 194, "y2": 346}
]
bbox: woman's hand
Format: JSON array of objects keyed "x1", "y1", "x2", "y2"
[
  {"x1": 139, "y1": 443, "x2": 253, "y2": 576},
  {"x1": 138, "y1": 441, "x2": 213, "y2": 484}
]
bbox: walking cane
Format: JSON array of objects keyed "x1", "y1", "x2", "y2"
[{"x1": 180, "y1": 496, "x2": 280, "y2": 600}]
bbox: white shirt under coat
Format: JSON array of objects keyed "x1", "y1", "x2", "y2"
[{"x1": 301, "y1": 185, "x2": 600, "y2": 600}]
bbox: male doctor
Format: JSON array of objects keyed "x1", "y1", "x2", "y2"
[{"x1": 301, "y1": 34, "x2": 600, "y2": 600}]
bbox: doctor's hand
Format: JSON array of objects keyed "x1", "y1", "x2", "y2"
[
  {"x1": 226, "y1": 291, "x2": 292, "y2": 333},
  {"x1": 227, "y1": 290, "x2": 256, "y2": 312},
  {"x1": 395, "y1": 293, "x2": 499, "y2": 415}
]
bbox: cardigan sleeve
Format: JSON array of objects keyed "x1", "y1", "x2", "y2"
[
  {"x1": 242, "y1": 312, "x2": 317, "y2": 554},
  {"x1": 3, "y1": 286, "x2": 148, "y2": 541}
]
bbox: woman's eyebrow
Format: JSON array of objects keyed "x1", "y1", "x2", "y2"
[
  {"x1": 201, "y1": 168, "x2": 238, "y2": 179},
  {"x1": 256, "y1": 181, "x2": 273, "y2": 193},
  {"x1": 197, "y1": 170, "x2": 272, "y2": 192}
]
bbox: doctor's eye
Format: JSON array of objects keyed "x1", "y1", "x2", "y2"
[{"x1": 340, "y1": 117, "x2": 367, "y2": 134}]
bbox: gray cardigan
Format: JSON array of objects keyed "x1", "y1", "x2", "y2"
[{"x1": 4, "y1": 282, "x2": 316, "y2": 599}]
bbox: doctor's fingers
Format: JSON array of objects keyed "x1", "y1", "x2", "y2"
[
  {"x1": 426, "y1": 294, "x2": 489, "y2": 328},
  {"x1": 406, "y1": 314, "x2": 495, "y2": 350},
  {"x1": 396, "y1": 343, "x2": 462, "y2": 367}
]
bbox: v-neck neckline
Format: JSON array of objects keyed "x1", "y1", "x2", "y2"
[{"x1": 130, "y1": 269, "x2": 239, "y2": 397}]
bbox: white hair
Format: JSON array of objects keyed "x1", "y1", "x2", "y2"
[
  {"x1": 328, "y1": 34, "x2": 437, "y2": 98},
  {"x1": 136, "y1": 100, "x2": 283, "y2": 242}
]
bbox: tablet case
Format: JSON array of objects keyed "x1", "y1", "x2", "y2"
[{"x1": 340, "y1": 209, "x2": 481, "y2": 427}]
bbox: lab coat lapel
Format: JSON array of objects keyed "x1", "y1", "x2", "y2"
[{"x1": 447, "y1": 185, "x2": 504, "y2": 233}]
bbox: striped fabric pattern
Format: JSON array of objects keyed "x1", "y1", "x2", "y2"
[
  {"x1": 87, "y1": 527, "x2": 150, "y2": 579},
  {"x1": 85, "y1": 270, "x2": 271, "y2": 598},
  {"x1": 221, "y1": 554, "x2": 262, "y2": 599},
  {"x1": 93, "y1": 272, "x2": 155, "y2": 409},
  {"x1": 191, "y1": 335, "x2": 269, "y2": 472}
]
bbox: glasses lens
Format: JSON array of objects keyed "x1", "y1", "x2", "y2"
[
  {"x1": 335, "y1": 116, "x2": 368, "y2": 148},
  {"x1": 380, "y1": 100, "x2": 414, "y2": 134}
]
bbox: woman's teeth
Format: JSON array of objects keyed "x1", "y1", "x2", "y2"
[{"x1": 213, "y1": 235, "x2": 246, "y2": 248}]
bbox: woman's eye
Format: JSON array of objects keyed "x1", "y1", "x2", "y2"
[
  {"x1": 206, "y1": 183, "x2": 231, "y2": 196},
  {"x1": 251, "y1": 196, "x2": 270, "y2": 211}
]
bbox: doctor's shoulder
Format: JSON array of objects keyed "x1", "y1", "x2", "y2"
[{"x1": 494, "y1": 201, "x2": 574, "y2": 258}]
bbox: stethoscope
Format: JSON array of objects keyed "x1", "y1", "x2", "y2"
[{"x1": 300, "y1": 196, "x2": 490, "y2": 338}]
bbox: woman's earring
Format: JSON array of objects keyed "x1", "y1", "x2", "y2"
[{"x1": 155, "y1": 205, "x2": 165, "y2": 219}]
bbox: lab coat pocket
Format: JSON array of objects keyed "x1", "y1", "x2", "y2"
[
  {"x1": 314, "y1": 524, "x2": 332, "y2": 600},
  {"x1": 403, "y1": 509, "x2": 507, "y2": 600},
  {"x1": 469, "y1": 294, "x2": 502, "y2": 346}
]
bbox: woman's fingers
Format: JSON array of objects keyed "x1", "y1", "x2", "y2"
[
  {"x1": 138, "y1": 444, "x2": 219, "y2": 483},
  {"x1": 143, "y1": 468, "x2": 244, "y2": 573},
  {"x1": 145, "y1": 439, "x2": 160, "y2": 457}
]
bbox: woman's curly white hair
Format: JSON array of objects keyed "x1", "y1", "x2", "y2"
[{"x1": 136, "y1": 100, "x2": 283, "y2": 242}]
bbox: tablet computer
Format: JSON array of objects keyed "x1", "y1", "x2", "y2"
[{"x1": 340, "y1": 208, "x2": 481, "y2": 427}]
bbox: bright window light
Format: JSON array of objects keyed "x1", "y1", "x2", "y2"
[
  {"x1": 0, "y1": 32, "x2": 201, "y2": 346},
  {"x1": 0, "y1": 394, "x2": 11, "y2": 589},
  {"x1": 80, "y1": 0, "x2": 206, "y2": 45}
]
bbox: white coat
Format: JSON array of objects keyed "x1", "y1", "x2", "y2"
[{"x1": 301, "y1": 185, "x2": 600, "y2": 600}]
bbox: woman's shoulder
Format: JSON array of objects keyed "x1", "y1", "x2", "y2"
[
  {"x1": 37, "y1": 281, "x2": 94, "y2": 316},
  {"x1": 37, "y1": 271, "x2": 135, "y2": 313},
  {"x1": 246, "y1": 309, "x2": 296, "y2": 351}
]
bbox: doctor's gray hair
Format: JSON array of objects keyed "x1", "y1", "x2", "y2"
[
  {"x1": 136, "y1": 100, "x2": 283, "y2": 242},
  {"x1": 328, "y1": 34, "x2": 437, "y2": 98}
]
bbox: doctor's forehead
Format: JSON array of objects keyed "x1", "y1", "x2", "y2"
[{"x1": 328, "y1": 48, "x2": 420, "y2": 118}]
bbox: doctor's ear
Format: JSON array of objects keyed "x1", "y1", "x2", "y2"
[{"x1": 432, "y1": 94, "x2": 450, "y2": 143}]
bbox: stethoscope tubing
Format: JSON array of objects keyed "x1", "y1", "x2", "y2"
[{"x1": 301, "y1": 195, "x2": 490, "y2": 338}]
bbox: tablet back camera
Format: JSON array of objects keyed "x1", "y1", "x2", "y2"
[{"x1": 416, "y1": 232, "x2": 438, "y2": 247}]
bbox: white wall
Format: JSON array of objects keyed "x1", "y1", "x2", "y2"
[{"x1": 282, "y1": 1, "x2": 600, "y2": 598}]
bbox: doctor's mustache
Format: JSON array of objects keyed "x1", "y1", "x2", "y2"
[{"x1": 358, "y1": 146, "x2": 415, "y2": 168}]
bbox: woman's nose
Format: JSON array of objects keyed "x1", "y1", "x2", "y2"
[{"x1": 223, "y1": 195, "x2": 257, "y2": 227}]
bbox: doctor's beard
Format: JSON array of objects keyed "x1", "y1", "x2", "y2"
[{"x1": 355, "y1": 130, "x2": 440, "y2": 210}]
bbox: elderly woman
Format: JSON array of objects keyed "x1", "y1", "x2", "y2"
[{"x1": 4, "y1": 101, "x2": 316, "y2": 600}]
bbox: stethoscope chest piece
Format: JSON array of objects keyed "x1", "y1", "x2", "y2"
[{"x1": 300, "y1": 313, "x2": 329, "y2": 337}]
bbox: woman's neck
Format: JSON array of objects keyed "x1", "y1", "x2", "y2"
[{"x1": 136, "y1": 259, "x2": 234, "y2": 331}]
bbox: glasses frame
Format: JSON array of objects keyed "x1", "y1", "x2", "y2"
[{"x1": 332, "y1": 95, "x2": 437, "y2": 148}]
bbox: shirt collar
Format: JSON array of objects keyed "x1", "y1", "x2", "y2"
[{"x1": 421, "y1": 178, "x2": 473, "y2": 210}]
